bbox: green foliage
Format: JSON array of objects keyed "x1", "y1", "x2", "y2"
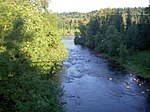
[
  {"x1": 57, "y1": 11, "x2": 96, "y2": 36},
  {"x1": 125, "y1": 25, "x2": 139, "y2": 53},
  {"x1": 104, "y1": 25, "x2": 122, "y2": 56},
  {"x1": 0, "y1": 75, "x2": 63, "y2": 112},
  {"x1": 0, "y1": 1, "x2": 66, "y2": 111}
]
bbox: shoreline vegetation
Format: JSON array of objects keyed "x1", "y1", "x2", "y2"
[
  {"x1": 73, "y1": 7, "x2": 150, "y2": 78},
  {"x1": 0, "y1": 1, "x2": 66, "y2": 112},
  {"x1": 96, "y1": 50, "x2": 150, "y2": 78}
]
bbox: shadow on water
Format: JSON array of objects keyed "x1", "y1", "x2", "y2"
[{"x1": 60, "y1": 36, "x2": 150, "y2": 112}]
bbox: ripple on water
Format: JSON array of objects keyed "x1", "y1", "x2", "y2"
[{"x1": 60, "y1": 38, "x2": 150, "y2": 112}]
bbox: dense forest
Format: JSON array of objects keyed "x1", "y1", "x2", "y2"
[
  {"x1": 0, "y1": 0, "x2": 66, "y2": 111},
  {"x1": 58, "y1": 11, "x2": 97, "y2": 35},
  {"x1": 74, "y1": 7, "x2": 150, "y2": 77}
]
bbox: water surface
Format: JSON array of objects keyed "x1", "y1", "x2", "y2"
[{"x1": 60, "y1": 37, "x2": 150, "y2": 112}]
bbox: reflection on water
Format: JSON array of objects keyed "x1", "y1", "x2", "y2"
[
  {"x1": 61, "y1": 39, "x2": 75, "y2": 49},
  {"x1": 60, "y1": 36, "x2": 150, "y2": 112}
]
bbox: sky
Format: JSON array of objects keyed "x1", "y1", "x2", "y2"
[{"x1": 48, "y1": 0, "x2": 149, "y2": 13}]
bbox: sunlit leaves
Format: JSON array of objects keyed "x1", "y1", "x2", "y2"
[{"x1": 0, "y1": 2, "x2": 67, "y2": 77}]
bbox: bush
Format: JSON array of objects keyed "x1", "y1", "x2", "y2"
[{"x1": 0, "y1": 75, "x2": 63, "y2": 112}]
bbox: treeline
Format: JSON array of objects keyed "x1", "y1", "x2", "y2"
[
  {"x1": 57, "y1": 11, "x2": 97, "y2": 35},
  {"x1": 0, "y1": 0, "x2": 66, "y2": 111},
  {"x1": 75, "y1": 7, "x2": 150, "y2": 77}
]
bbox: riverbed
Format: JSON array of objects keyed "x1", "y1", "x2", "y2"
[{"x1": 60, "y1": 37, "x2": 150, "y2": 112}]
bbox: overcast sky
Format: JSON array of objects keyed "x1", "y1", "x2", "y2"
[{"x1": 48, "y1": 0, "x2": 149, "y2": 13}]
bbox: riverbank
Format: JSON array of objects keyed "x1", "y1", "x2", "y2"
[
  {"x1": 97, "y1": 50, "x2": 150, "y2": 78},
  {"x1": 120, "y1": 50, "x2": 150, "y2": 78}
]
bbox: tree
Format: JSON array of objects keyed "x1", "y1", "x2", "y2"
[
  {"x1": 0, "y1": 1, "x2": 66, "y2": 111},
  {"x1": 104, "y1": 25, "x2": 122, "y2": 56}
]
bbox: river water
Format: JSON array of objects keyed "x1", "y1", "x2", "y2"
[{"x1": 60, "y1": 37, "x2": 150, "y2": 112}]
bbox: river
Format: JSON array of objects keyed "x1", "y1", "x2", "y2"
[{"x1": 60, "y1": 36, "x2": 150, "y2": 112}]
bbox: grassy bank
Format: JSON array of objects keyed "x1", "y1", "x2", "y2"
[
  {"x1": 119, "y1": 50, "x2": 150, "y2": 78},
  {"x1": 102, "y1": 50, "x2": 150, "y2": 78}
]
